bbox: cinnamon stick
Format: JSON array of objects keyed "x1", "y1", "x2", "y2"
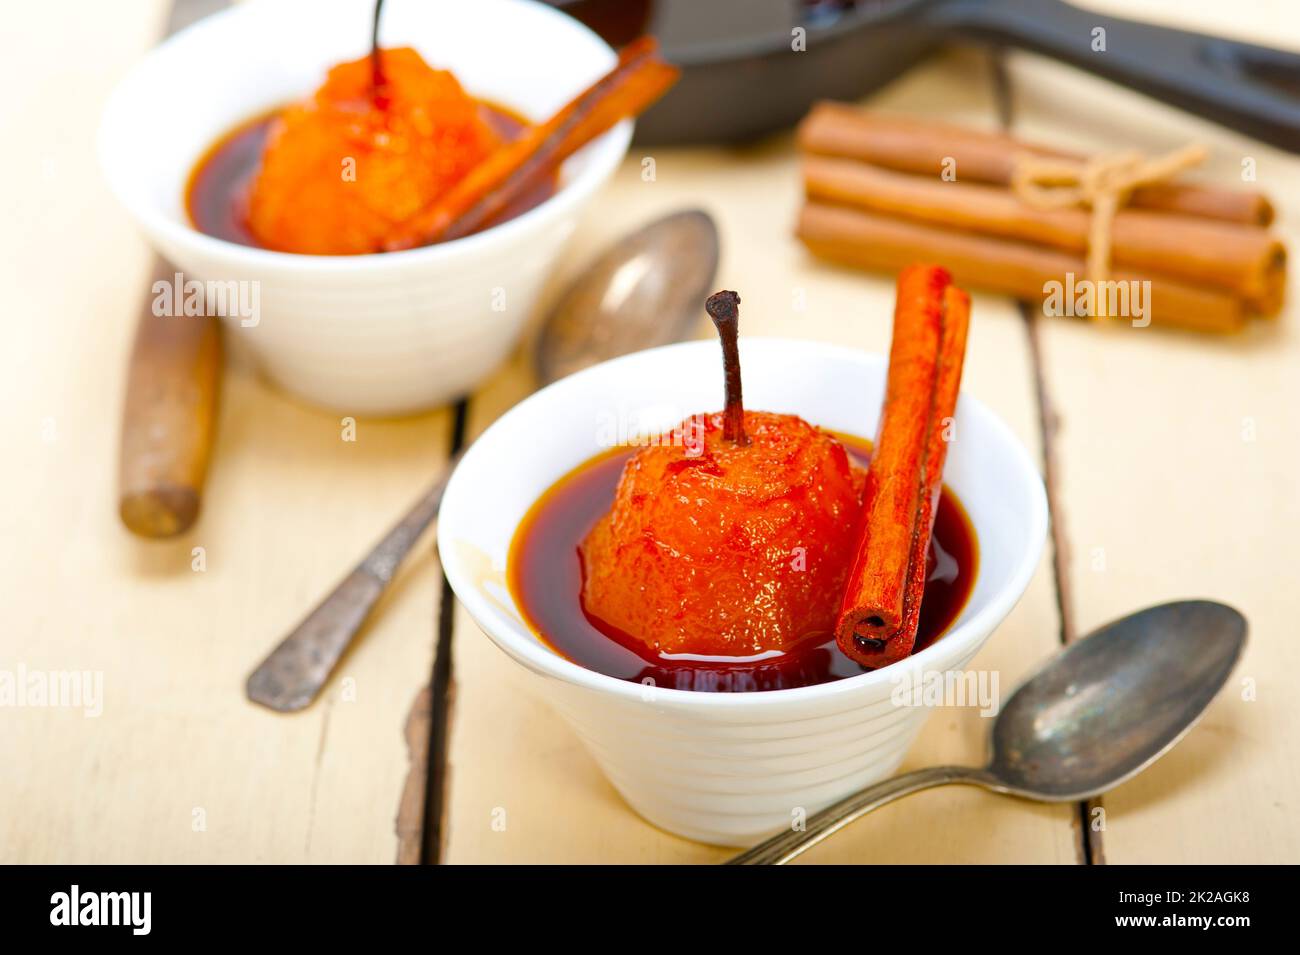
[
  {"x1": 804, "y1": 156, "x2": 1286, "y2": 315},
  {"x1": 798, "y1": 103, "x2": 1275, "y2": 228},
  {"x1": 836, "y1": 265, "x2": 969, "y2": 669},
  {"x1": 798, "y1": 202, "x2": 1248, "y2": 334},
  {"x1": 384, "y1": 37, "x2": 678, "y2": 251}
]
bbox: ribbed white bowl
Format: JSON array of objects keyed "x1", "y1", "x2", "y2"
[
  {"x1": 99, "y1": 0, "x2": 631, "y2": 414},
  {"x1": 439, "y1": 339, "x2": 1048, "y2": 845}
]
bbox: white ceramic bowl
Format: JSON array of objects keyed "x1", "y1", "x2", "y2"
[
  {"x1": 99, "y1": 0, "x2": 632, "y2": 415},
  {"x1": 439, "y1": 338, "x2": 1048, "y2": 846}
]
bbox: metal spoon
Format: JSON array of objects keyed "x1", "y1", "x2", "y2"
[
  {"x1": 728, "y1": 600, "x2": 1247, "y2": 864},
  {"x1": 246, "y1": 210, "x2": 720, "y2": 712}
]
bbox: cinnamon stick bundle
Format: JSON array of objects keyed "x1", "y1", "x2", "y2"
[
  {"x1": 798, "y1": 102, "x2": 1275, "y2": 227},
  {"x1": 385, "y1": 37, "x2": 678, "y2": 251},
  {"x1": 804, "y1": 156, "x2": 1286, "y2": 315},
  {"x1": 799, "y1": 202, "x2": 1247, "y2": 334},
  {"x1": 837, "y1": 265, "x2": 970, "y2": 669}
]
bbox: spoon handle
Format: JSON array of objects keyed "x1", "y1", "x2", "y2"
[
  {"x1": 726, "y1": 765, "x2": 984, "y2": 865},
  {"x1": 245, "y1": 452, "x2": 462, "y2": 712}
]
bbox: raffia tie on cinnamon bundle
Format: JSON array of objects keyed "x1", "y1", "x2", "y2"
[
  {"x1": 1011, "y1": 145, "x2": 1207, "y2": 320},
  {"x1": 795, "y1": 103, "x2": 1287, "y2": 332}
]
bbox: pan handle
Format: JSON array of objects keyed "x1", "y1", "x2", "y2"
[{"x1": 931, "y1": 0, "x2": 1300, "y2": 151}]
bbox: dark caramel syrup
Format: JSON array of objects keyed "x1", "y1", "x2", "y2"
[{"x1": 508, "y1": 435, "x2": 979, "y2": 693}]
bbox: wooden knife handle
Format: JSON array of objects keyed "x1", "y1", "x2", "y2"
[{"x1": 118, "y1": 260, "x2": 222, "y2": 538}]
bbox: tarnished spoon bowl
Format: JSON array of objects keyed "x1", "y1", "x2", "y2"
[
  {"x1": 986, "y1": 600, "x2": 1246, "y2": 801},
  {"x1": 536, "y1": 210, "x2": 720, "y2": 384},
  {"x1": 729, "y1": 600, "x2": 1247, "y2": 864}
]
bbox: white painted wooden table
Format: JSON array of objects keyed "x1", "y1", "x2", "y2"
[{"x1": 1, "y1": 0, "x2": 1294, "y2": 864}]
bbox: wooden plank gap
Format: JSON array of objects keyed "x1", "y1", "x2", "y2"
[
  {"x1": 395, "y1": 685, "x2": 431, "y2": 864},
  {"x1": 1023, "y1": 305, "x2": 1103, "y2": 864},
  {"x1": 418, "y1": 399, "x2": 469, "y2": 864},
  {"x1": 986, "y1": 47, "x2": 1103, "y2": 865},
  {"x1": 1021, "y1": 309, "x2": 1078, "y2": 648}
]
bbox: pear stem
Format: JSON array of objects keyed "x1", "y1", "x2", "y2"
[
  {"x1": 371, "y1": 0, "x2": 388, "y2": 108},
  {"x1": 705, "y1": 290, "x2": 749, "y2": 446}
]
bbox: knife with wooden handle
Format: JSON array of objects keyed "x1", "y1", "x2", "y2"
[
  {"x1": 119, "y1": 261, "x2": 222, "y2": 537},
  {"x1": 117, "y1": 0, "x2": 227, "y2": 538}
]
